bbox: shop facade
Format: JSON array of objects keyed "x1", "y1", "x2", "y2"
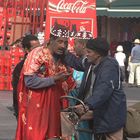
[{"x1": 96, "y1": 0, "x2": 140, "y2": 43}]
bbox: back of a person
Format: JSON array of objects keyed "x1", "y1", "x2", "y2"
[
  {"x1": 131, "y1": 45, "x2": 140, "y2": 63},
  {"x1": 115, "y1": 52, "x2": 126, "y2": 66}
]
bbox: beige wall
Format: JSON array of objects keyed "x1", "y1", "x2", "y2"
[{"x1": 9, "y1": 16, "x2": 30, "y2": 44}]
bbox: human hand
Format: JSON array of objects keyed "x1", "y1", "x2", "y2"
[
  {"x1": 73, "y1": 104, "x2": 89, "y2": 117},
  {"x1": 53, "y1": 71, "x2": 72, "y2": 82},
  {"x1": 80, "y1": 110, "x2": 93, "y2": 120}
]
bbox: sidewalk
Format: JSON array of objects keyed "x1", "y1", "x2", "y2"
[
  {"x1": 0, "y1": 91, "x2": 16, "y2": 140},
  {"x1": 0, "y1": 90, "x2": 140, "y2": 140}
]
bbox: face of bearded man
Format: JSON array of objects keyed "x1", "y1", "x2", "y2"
[{"x1": 51, "y1": 37, "x2": 68, "y2": 56}]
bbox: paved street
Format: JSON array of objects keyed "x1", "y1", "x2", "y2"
[
  {"x1": 0, "y1": 91, "x2": 16, "y2": 140},
  {"x1": 0, "y1": 84, "x2": 140, "y2": 140}
]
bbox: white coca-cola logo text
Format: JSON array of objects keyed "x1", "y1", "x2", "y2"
[{"x1": 49, "y1": 0, "x2": 95, "y2": 13}]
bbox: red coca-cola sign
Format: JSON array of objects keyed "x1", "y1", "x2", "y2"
[
  {"x1": 49, "y1": 0, "x2": 95, "y2": 14},
  {"x1": 45, "y1": 0, "x2": 97, "y2": 39}
]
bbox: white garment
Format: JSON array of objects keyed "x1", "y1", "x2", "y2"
[{"x1": 114, "y1": 52, "x2": 126, "y2": 66}]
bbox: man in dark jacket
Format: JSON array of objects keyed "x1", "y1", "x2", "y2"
[
  {"x1": 63, "y1": 37, "x2": 127, "y2": 140},
  {"x1": 12, "y1": 35, "x2": 40, "y2": 119}
]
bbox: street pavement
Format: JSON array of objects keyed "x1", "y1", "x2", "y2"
[
  {"x1": 0, "y1": 84, "x2": 140, "y2": 140},
  {"x1": 0, "y1": 91, "x2": 16, "y2": 140}
]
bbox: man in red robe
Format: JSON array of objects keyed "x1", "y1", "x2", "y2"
[{"x1": 15, "y1": 24, "x2": 75, "y2": 140}]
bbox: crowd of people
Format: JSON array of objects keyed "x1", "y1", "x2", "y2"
[
  {"x1": 11, "y1": 23, "x2": 140, "y2": 140},
  {"x1": 113, "y1": 39, "x2": 140, "y2": 87}
]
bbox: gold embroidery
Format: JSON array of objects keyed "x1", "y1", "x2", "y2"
[
  {"x1": 36, "y1": 104, "x2": 40, "y2": 108},
  {"x1": 22, "y1": 113, "x2": 26, "y2": 125},
  {"x1": 28, "y1": 90, "x2": 32, "y2": 102},
  {"x1": 19, "y1": 92, "x2": 23, "y2": 103},
  {"x1": 62, "y1": 82, "x2": 69, "y2": 93},
  {"x1": 29, "y1": 126, "x2": 33, "y2": 130}
]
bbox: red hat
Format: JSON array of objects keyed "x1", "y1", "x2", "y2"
[{"x1": 74, "y1": 31, "x2": 93, "y2": 39}]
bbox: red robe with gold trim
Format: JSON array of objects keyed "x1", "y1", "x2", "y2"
[{"x1": 15, "y1": 46, "x2": 75, "y2": 140}]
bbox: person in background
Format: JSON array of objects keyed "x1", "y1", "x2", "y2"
[
  {"x1": 121, "y1": 41, "x2": 132, "y2": 83},
  {"x1": 128, "y1": 39, "x2": 140, "y2": 87},
  {"x1": 12, "y1": 35, "x2": 40, "y2": 119},
  {"x1": 114, "y1": 45, "x2": 126, "y2": 82},
  {"x1": 15, "y1": 24, "x2": 75, "y2": 140},
  {"x1": 63, "y1": 37, "x2": 127, "y2": 140},
  {"x1": 69, "y1": 31, "x2": 93, "y2": 140},
  {"x1": 72, "y1": 31, "x2": 93, "y2": 90}
]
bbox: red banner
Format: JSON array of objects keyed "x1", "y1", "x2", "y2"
[{"x1": 45, "y1": 0, "x2": 97, "y2": 39}]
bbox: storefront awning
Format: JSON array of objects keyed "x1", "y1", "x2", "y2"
[{"x1": 96, "y1": 0, "x2": 140, "y2": 18}]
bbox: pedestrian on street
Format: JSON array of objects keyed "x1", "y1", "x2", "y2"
[
  {"x1": 15, "y1": 24, "x2": 75, "y2": 140},
  {"x1": 63, "y1": 37, "x2": 127, "y2": 140},
  {"x1": 114, "y1": 45, "x2": 126, "y2": 82},
  {"x1": 128, "y1": 39, "x2": 140, "y2": 87},
  {"x1": 69, "y1": 31, "x2": 93, "y2": 140},
  {"x1": 12, "y1": 35, "x2": 40, "y2": 119}
]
